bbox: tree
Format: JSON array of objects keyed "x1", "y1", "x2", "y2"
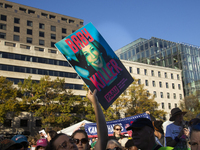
[
  {"x1": 125, "y1": 77, "x2": 166, "y2": 120},
  {"x1": 180, "y1": 90, "x2": 200, "y2": 121},
  {"x1": 0, "y1": 76, "x2": 21, "y2": 124},
  {"x1": 18, "y1": 76, "x2": 82, "y2": 128},
  {"x1": 76, "y1": 84, "x2": 117, "y2": 122}
]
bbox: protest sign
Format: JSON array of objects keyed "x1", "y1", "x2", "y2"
[
  {"x1": 84, "y1": 113, "x2": 150, "y2": 137},
  {"x1": 55, "y1": 23, "x2": 134, "y2": 110}
]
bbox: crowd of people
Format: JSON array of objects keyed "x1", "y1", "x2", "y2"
[{"x1": 0, "y1": 89, "x2": 200, "y2": 150}]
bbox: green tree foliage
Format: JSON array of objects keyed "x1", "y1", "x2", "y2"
[
  {"x1": 180, "y1": 90, "x2": 200, "y2": 121},
  {"x1": 77, "y1": 85, "x2": 116, "y2": 122},
  {"x1": 18, "y1": 76, "x2": 82, "y2": 128},
  {"x1": 125, "y1": 77, "x2": 166, "y2": 120},
  {"x1": 0, "y1": 76, "x2": 20, "y2": 124}
]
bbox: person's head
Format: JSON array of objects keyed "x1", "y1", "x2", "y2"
[
  {"x1": 152, "y1": 120, "x2": 164, "y2": 134},
  {"x1": 35, "y1": 139, "x2": 48, "y2": 150},
  {"x1": 113, "y1": 125, "x2": 122, "y2": 137},
  {"x1": 92, "y1": 138, "x2": 96, "y2": 142},
  {"x1": 71, "y1": 130, "x2": 89, "y2": 150},
  {"x1": 0, "y1": 139, "x2": 23, "y2": 150},
  {"x1": 125, "y1": 139, "x2": 138, "y2": 150},
  {"x1": 30, "y1": 137, "x2": 37, "y2": 145},
  {"x1": 46, "y1": 133, "x2": 78, "y2": 150},
  {"x1": 106, "y1": 140, "x2": 123, "y2": 150},
  {"x1": 126, "y1": 118, "x2": 155, "y2": 150},
  {"x1": 47, "y1": 130, "x2": 57, "y2": 142},
  {"x1": 169, "y1": 107, "x2": 186, "y2": 123},
  {"x1": 189, "y1": 123, "x2": 200, "y2": 150},
  {"x1": 81, "y1": 42, "x2": 104, "y2": 69},
  {"x1": 11, "y1": 135, "x2": 29, "y2": 150}
]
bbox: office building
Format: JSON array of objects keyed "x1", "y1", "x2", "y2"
[{"x1": 115, "y1": 37, "x2": 200, "y2": 97}]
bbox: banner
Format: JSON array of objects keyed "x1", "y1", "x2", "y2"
[
  {"x1": 84, "y1": 113, "x2": 150, "y2": 137},
  {"x1": 55, "y1": 23, "x2": 134, "y2": 110}
]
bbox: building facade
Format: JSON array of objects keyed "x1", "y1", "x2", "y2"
[
  {"x1": 115, "y1": 37, "x2": 200, "y2": 97},
  {"x1": 0, "y1": 0, "x2": 84, "y2": 48}
]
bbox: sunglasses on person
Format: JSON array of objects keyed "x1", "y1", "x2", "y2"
[
  {"x1": 73, "y1": 138, "x2": 88, "y2": 144},
  {"x1": 115, "y1": 128, "x2": 121, "y2": 131},
  {"x1": 106, "y1": 147, "x2": 122, "y2": 150}
]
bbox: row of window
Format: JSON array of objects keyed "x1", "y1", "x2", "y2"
[
  {"x1": 0, "y1": 64, "x2": 80, "y2": 79},
  {"x1": 161, "y1": 102, "x2": 177, "y2": 110},
  {"x1": 144, "y1": 80, "x2": 181, "y2": 89},
  {"x1": 7, "y1": 77, "x2": 83, "y2": 90},
  {"x1": 0, "y1": 51, "x2": 70, "y2": 67},
  {"x1": 0, "y1": 14, "x2": 75, "y2": 33},
  {"x1": 131, "y1": 67, "x2": 180, "y2": 80},
  {"x1": 0, "y1": 4, "x2": 83, "y2": 25},
  {"x1": 3, "y1": 119, "x2": 41, "y2": 128},
  {"x1": 138, "y1": 79, "x2": 181, "y2": 90},
  {"x1": 0, "y1": 32, "x2": 56, "y2": 47},
  {"x1": 153, "y1": 91, "x2": 182, "y2": 99}
]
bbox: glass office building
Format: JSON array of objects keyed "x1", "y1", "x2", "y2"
[{"x1": 115, "y1": 37, "x2": 200, "y2": 96}]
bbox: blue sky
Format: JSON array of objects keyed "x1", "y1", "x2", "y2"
[{"x1": 8, "y1": 0, "x2": 200, "y2": 51}]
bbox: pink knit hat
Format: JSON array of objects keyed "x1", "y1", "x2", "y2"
[{"x1": 36, "y1": 139, "x2": 48, "y2": 150}]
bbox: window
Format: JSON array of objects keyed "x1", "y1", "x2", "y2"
[
  {"x1": 0, "y1": 32, "x2": 6, "y2": 39},
  {"x1": 129, "y1": 67, "x2": 132, "y2": 73},
  {"x1": 167, "y1": 92, "x2": 170, "y2": 99},
  {"x1": 62, "y1": 28, "x2": 67, "y2": 34},
  {"x1": 153, "y1": 91, "x2": 157, "y2": 98},
  {"x1": 180, "y1": 94, "x2": 182, "y2": 100},
  {"x1": 159, "y1": 81, "x2": 162, "y2": 88},
  {"x1": 20, "y1": 119, "x2": 28, "y2": 127},
  {"x1": 19, "y1": 7, "x2": 26, "y2": 13},
  {"x1": 160, "y1": 92, "x2": 163, "y2": 98},
  {"x1": 39, "y1": 23, "x2": 45, "y2": 29},
  {"x1": 27, "y1": 37, "x2": 32, "y2": 43},
  {"x1": 162, "y1": 102, "x2": 164, "y2": 109},
  {"x1": 0, "y1": 23, "x2": 6, "y2": 30},
  {"x1": 51, "y1": 25, "x2": 56, "y2": 31},
  {"x1": 51, "y1": 33, "x2": 56, "y2": 39},
  {"x1": 137, "y1": 68, "x2": 140, "y2": 74},
  {"x1": 158, "y1": 71, "x2": 161, "y2": 77},
  {"x1": 165, "y1": 72, "x2": 167, "y2": 78},
  {"x1": 171, "y1": 73, "x2": 174, "y2": 79},
  {"x1": 27, "y1": 29, "x2": 32, "y2": 35},
  {"x1": 28, "y1": 10, "x2": 35, "y2": 14},
  {"x1": 51, "y1": 42, "x2": 55, "y2": 47},
  {"x1": 152, "y1": 81, "x2": 156, "y2": 87},
  {"x1": 14, "y1": 18, "x2": 20, "y2": 24},
  {"x1": 5, "y1": 4, "x2": 12, "y2": 8},
  {"x1": 151, "y1": 70, "x2": 154, "y2": 76},
  {"x1": 0, "y1": 14, "x2": 7, "y2": 21},
  {"x1": 178, "y1": 84, "x2": 181, "y2": 90},
  {"x1": 69, "y1": 19, "x2": 74, "y2": 23},
  {"x1": 166, "y1": 82, "x2": 169, "y2": 88},
  {"x1": 145, "y1": 80, "x2": 148, "y2": 86},
  {"x1": 173, "y1": 93, "x2": 176, "y2": 99},
  {"x1": 14, "y1": 26, "x2": 20, "y2": 32},
  {"x1": 39, "y1": 40, "x2": 44, "y2": 46},
  {"x1": 27, "y1": 20, "x2": 33, "y2": 26},
  {"x1": 13, "y1": 35, "x2": 19, "y2": 41},
  {"x1": 168, "y1": 103, "x2": 171, "y2": 109},
  {"x1": 177, "y1": 74, "x2": 180, "y2": 80},
  {"x1": 39, "y1": 31, "x2": 44, "y2": 37},
  {"x1": 144, "y1": 69, "x2": 147, "y2": 75},
  {"x1": 172, "y1": 83, "x2": 175, "y2": 89},
  {"x1": 4, "y1": 119, "x2": 11, "y2": 127},
  {"x1": 175, "y1": 103, "x2": 177, "y2": 108},
  {"x1": 36, "y1": 120, "x2": 42, "y2": 127},
  {"x1": 138, "y1": 79, "x2": 141, "y2": 85}
]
